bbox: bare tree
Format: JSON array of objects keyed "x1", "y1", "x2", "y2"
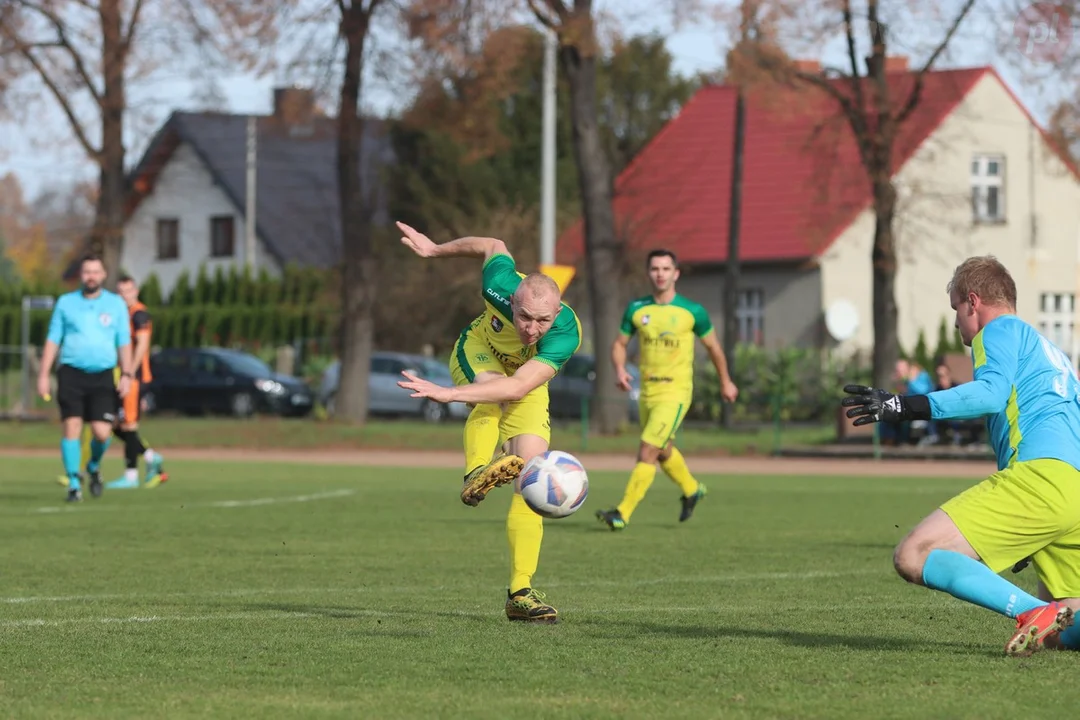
[
  {"x1": 0, "y1": 0, "x2": 279, "y2": 284},
  {"x1": 735, "y1": 0, "x2": 976, "y2": 388}
]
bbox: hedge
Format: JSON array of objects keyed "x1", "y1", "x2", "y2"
[{"x1": 0, "y1": 265, "x2": 338, "y2": 350}]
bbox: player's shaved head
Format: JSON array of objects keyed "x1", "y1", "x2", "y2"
[{"x1": 514, "y1": 272, "x2": 561, "y2": 304}]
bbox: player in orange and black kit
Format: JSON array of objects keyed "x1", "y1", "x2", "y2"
[{"x1": 106, "y1": 275, "x2": 168, "y2": 489}]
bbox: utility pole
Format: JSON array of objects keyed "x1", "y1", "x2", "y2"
[
  {"x1": 538, "y1": 29, "x2": 575, "y2": 294},
  {"x1": 245, "y1": 114, "x2": 257, "y2": 272},
  {"x1": 540, "y1": 30, "x2": 557, "y2": 268}
]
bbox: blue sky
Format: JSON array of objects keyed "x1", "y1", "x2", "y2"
[{"x1": 0, "y1": 2, "x2": 1072, "y2": 201}]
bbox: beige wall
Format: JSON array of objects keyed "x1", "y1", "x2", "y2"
[
  {"x1": 571, "y1": 264, "x2": 822, "y2": 359},
  {"x1": 820, "y1": 72, "x2": 1080, "y2": 359}
]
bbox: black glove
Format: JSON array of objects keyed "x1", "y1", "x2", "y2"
[{"x1": 841, "y1": 384, "x2": 932, "y2": 426}]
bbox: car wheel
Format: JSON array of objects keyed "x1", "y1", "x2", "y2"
[
  {"x1": 421, "y1": 400, "x2": 447, "y2": 424},
  {"x1": 231, "y1": 392, "x2": 254, "y2": 418}
]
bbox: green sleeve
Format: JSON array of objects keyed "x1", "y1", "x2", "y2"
[
  {"x1": 536, "y1": 313, "x2": 582, "y2": 372},
  {"x1": 691, "y1": 302, "x2": 714, "y2": 337},
  {"x1": 619, "y1": 300, "x2": 636, "y2": 336},
  {"x1": 481, "y1": 253, "x2": 519, "y2": 294}
]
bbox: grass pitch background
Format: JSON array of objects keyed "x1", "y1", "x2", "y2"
[{"x1": 1, "y1": 456, "x2": 1078, "y2": 719}]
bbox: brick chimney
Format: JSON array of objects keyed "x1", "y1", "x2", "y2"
[
  {"x1": 272, "y1": 87, "x2": 316, "y2": 134},
  {"x1": 884, "y1": 55, "x2": 909, "y2": 73}
]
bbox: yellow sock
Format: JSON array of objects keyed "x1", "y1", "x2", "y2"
[
  {"x1": 660, "y1": 447, "x2": 699, "y2": 497},
  {"x1": 464, "y1": 404, "x2": 502, "y2": 474},
  {"x1": 507, "y1": 493, "x2": 543, "y2": 593},
  {"x1": 616, "y1": 462, "x2": 657, "y2": 522},
  {"x1": 80, "y1": 426, "x2": 92, "y2": 469}
]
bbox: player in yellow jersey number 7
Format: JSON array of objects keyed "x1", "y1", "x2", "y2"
[
  {"x1": 596, "y1": 249, "x2": 739, "y2": 531},
  {"x1": 394, "y1": 221, "x2": 583, "y2": 624}
]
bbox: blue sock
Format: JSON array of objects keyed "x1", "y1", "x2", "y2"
[
  {"x1": 1059, "y1": 621, "x2": 1080, "y2": 650},
  {"x1": 88, "y1": 437, "x2": 109, "y2": 472},
  {"x1": 922, "y1": 549, "x2": 1046, "y2": 619},
  {"x1": 61, "y1": 438, "x2": 81, "y2": 490}
]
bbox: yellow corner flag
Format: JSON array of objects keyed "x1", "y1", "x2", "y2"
[{"x1": 540, "y1": 264, "x2": 576, "y2": 293}]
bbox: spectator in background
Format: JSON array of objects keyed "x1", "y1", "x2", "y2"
[{"x1": 881, "y1": 359, "x2": 935, "y2": 445}]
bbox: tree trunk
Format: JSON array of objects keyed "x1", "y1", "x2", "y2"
[
  {"x1": 335, "y1": 7, "x2": 375, "y2": 424},
  {"x1": 721, "y1": 88, "x2": 745, "y2": 429},
  {"x1": 93, "y1": 0, "x2": 126, "y2": 286},
  {"x1": 871, "y1": 178, "x2": 899, "y2": 389},
  {"x1": 558, "y1": 6, "x2": 625, "y2": 434}
]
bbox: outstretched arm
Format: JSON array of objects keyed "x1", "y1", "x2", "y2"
[
  {"x1": 397, "y1": 221, "x2": 509, "y2": 262},
  {"x1": 398, "y1": 359, "x2": 556, "y2": 405},
  {"x1": 843, "y1": 323, "x2": 1019, "y2": 425}
]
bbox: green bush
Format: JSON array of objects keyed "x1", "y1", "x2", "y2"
[{"x1": 692, "y1": 344, "x2": 871, "y2": 423}]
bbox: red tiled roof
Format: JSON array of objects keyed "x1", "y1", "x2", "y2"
[{"x1": 556, "y1": 67, "x2": 991, "y2": 265}]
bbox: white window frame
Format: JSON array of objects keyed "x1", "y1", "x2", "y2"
[
  {"x1": 971, "y1": 154, "x2": 1006, "y2": 224},
  {"x1": 1038, "y1": 292, "x2": 1075, "y2": 361},
  {"x1": 736, "y1": 288, "x2": 765, "y2": 346}
]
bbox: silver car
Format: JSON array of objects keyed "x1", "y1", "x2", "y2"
[{"x1": 319, "y1": 352, "x2": 469, "y2": 423}]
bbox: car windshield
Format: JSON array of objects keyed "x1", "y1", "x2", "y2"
[{"x1": 218, "y1": 351, "x2": 274, "y2": 377}]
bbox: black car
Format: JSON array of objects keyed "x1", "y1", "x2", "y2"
[
  {"x1": 548, "y1": 354, "x2": 641, "y2": 421},
  {"x1": 144, "y1": 347, "x2": 314, "y2": 418}
]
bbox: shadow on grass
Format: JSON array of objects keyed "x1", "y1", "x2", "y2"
[
  {"x1": 606, "y1": 619, "x2": 986, "y2": 654},
  {"x1": 247, "y1": 601, "x2": 493, "y2": 627}
]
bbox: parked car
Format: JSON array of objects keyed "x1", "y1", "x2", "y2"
[
  {"x1": 319, "y1": 352, "x2": 470, "y2": 423},
  {"x1": 144, "y1": 347, "x2": 314, "y2": 418},
  {"x1": 548, "y1": 354, "x2": 641, "y2": 422}
]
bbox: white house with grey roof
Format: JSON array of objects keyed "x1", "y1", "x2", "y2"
[{"x1": 120, "y1": 88, "x2": 393, "y2": 295}]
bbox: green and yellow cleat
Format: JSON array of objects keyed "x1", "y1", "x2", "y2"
[
  {"x1": 505, "y1": 588, "x2": 558, "y2": 624},
  {"x1": 461, "y1": 452, "x2": 524, "y2": 507},
  {"x1": 595, "y1": 508, "x2": 626, "y2": 531}
]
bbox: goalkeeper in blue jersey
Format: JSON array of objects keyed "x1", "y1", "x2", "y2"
[{"x1": 843, "y1": 256, "x2": 1080, "y2": 657}]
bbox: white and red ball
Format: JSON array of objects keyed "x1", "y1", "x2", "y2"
[{"x1": 516, "y1": 450, "x2": 589, "y2": 518}]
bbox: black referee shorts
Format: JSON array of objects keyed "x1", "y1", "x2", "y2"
[{"x1": 56, "y1": 365, "x2": 118, "y2": 423}]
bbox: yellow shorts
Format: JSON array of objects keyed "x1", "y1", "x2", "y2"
[
  {"x1": 639, "y1": 398, "x2": 690, "y2": 449},
  {"x1": 449, "y1": 327, "x2": 551, "y2": 444},
  {"x1": 941, "y1": 458, "x2": 1080, "y2": 598}
]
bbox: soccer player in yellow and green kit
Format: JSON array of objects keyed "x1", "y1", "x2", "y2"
[
  {"x1": 394, "y1": 221, "x2": 582, "y2": 624},
  {"x1": 596, "y1": 249, "x2": 739, "y2": 531}
]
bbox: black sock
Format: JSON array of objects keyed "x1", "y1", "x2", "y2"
[{"x1": 121, "y1": 430, "x2": 146, "y2": 469}]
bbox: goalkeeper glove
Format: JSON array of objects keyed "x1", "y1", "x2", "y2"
[{"x1": 841, "y1": 384, "x2": 932, "y2": 426}]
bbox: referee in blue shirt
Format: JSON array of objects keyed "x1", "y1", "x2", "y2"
[{"x1": 37, "y1": 254, "x2": 134, "y2": 502}]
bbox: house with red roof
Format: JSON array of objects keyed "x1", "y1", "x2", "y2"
[{"x1": 557, "y1": 61, "x2": 1080, "y2": 360}]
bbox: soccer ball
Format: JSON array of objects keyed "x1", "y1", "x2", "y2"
[{"x1": 516, "y1": 450, "x2": 589, "y2": 519}]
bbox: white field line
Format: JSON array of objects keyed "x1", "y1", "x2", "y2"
[
  {"x1": 28, "y1": 488, "x2": 356, "y2": 515},
  {"x1": 0, "y1": 569, "x2": 888, "y2": 607}
]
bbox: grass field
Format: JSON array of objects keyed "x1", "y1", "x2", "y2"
[
  {"x1": 0, "y1": 416, "x2": 835, "y2": 455},
  {"x1": 2, "y1": 454, "x2": 1078, "y2": 719}
]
